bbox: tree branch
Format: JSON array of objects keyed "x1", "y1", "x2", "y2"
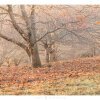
[
  {"x1": 7, "y1": 5, "x2": 28, "y2": 42},
  {"x1": 35, "y1": 27, "x2": 62, "y2": 44},
  {"x1": 0, "y1": 33, "x2": 29, "y2": 53}
]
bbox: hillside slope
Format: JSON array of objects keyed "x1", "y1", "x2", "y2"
[{"x1": 0, "y1": 57, "x2": 100, "y2": 95}]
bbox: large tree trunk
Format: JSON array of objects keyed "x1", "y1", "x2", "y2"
[
  {"x1": 28, "y1": 44, "x2": 41, "y2": 68},
  {"x1": 29, "y1": 5, "x2": 41, "y2": 67}
]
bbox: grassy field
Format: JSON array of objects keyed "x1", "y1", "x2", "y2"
[
  {"x1": 42, "y1": 74, "x2": 100, "y2": 95},
  {"x1": 0, "y1": 57, "x2": 100, "y2": 95}
]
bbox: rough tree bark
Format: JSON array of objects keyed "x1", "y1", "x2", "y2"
[
  {"x1": 8, "y1": 5, "x2": 41, "y2": 67},
  {"x1": 19, "y1": 5, "x2": 41, "y2": 67},
  {"x1": 0, "y1": 5, "x2": 62, "y2": 67}
]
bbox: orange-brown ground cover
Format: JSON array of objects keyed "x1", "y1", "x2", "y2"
[{"x1": 0, "y1": 57, "x2": 100, "y2": 95}]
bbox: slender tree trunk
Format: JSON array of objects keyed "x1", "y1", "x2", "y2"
[
  {"x1": 45, "y1": 48, "x2": 50, "y2": 63},
  {"x1": 91, "y1": 46, "x2": 96, "y2": 57},
  {"x1": 50, "y1": 51, "x2": 57, "y2": 62},
  {"x1": 50, "y1": 43, "x2": 57, "y2": 62}
]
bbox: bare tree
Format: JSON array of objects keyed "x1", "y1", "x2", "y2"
[
  {"x1": 0, "y1": 5, "x2": 65, "y2": 67},
  {"x1": 0, "y1": 5, "x2": 99, "y2": 67},
  {"x1": 0, "y1": 5, "x2": 41, "y2": 67}
]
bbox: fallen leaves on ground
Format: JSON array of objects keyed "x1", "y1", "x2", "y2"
[{"x1": 0, "y1": 57, "x2": 100, "y2": 95}]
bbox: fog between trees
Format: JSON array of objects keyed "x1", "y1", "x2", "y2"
[{"x1": 0, "y1": 5, "x2": 99, "y2": 67}]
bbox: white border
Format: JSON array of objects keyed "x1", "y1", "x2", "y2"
[
  {"x1": 0, "y1": 96, "x2": 100, "y2": 100},
  {"x1": 0, "y1": 0, "x2": 99, "y2": 4},
  {"x1": 0, "y1": 0, "x2": 100, "y2": 100}
]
